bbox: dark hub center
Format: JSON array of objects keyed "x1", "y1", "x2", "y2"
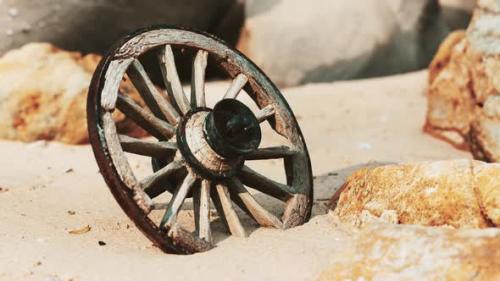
[{"x1": 204, "y1": 99, "x2": 261, "y2": 158}]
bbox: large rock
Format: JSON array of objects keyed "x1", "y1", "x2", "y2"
[
  {"x1": 425, "y1": 0, "x2": 500, "y2": 162},
  {"x1": 440, "y1": 0, "x2": 475, "y2": 30},
  {"x1": 317, "y1": 222, "x2": 500, "y2": 280},
  {"x1": 330, "y1": 160, "x2": 500, "y2": 228},
  {"x1": 238, "y1": 0, "x2": 451, "y2": 86},
  {"x1": 0, "y1": 0, "x2": 242, "y2": 55},
  {"x1": 0, "y1": 43, "x2": 143, "y2": 144}
]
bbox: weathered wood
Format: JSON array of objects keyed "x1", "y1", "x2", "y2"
[
  {"x1": 245, "y1": 146, "x2": 296, "y2": 160},
  {"x1": 210, "y1": 187, "x2": 230, "y2": 232},
  {"x1": 159, "y1": 44, "x2": 190, "y2": 114},
  {"x1": 160, "y1": 173, "x2": 197, "y2": 228},
  {"x1": 140, "y1": 160, "x2": 184, "y2": 191},
  {"x1": 150, "y1": 202, "x2": 168, "y2": 210},
  {"x1": 90, "y1": 28, "x2": 314, "y2": 254},
  {"x1": 166, "y1": 224, "x2": 213, "y2": 252},
  {"x1": 102, "y1": 112, "x2": 139, "y2": 189},
  {"x1": 119, "y1": 134, "x2": 177, "y2": 157},
  {"x1": 101, "y1": 58, "x2": 134, "y2": 110},
  {"x1": 255, "y1": 105, "x2": 275, "y2": 123},
  {"x1": 239, "y1": 165, "x2": 295, "y2": 201},
  {"x1": 282, "y1": 194, "x2": 310, "y2": 229},
  {"x1": 116, "y1": 94, "x2": 175, "y2": 140},
  {"x1": 223, "y1": 73, "x2": 248, "y2": 99},
  {"x1": 191, "y1": 50, "x2": 208, "y2": 108},
  {"x1": 228, "y1": 179, "x2": 283, "y2": 228},
  {"x1": 193, "y1": 179, "x2": 212, "y2": 242},
  {"x1": 127, "y1": 59, "x2": 180, "y2": 124},
  {"x1": 214, "y1": 183, "x2": 246, "y2": 237}
]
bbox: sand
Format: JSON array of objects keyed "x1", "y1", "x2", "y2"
[{"x1": 0, "y1": 70, "x2": 469, "y2": 281}]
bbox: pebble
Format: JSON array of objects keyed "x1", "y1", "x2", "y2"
[
  {"x1": 356, "y1": 142, "x2": 372, "y2": 150},
  {"x1": 8, "y1": 7, "x2": 18, "y2": 17}
]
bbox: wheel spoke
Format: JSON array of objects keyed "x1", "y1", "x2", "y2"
[
  {"x1": 159, "y1": 44, "x2": 190, "y2": 114},
  {"x1": 193, "y1": 179, "x2": 212, "y2": 242},
  {"x1": 212, "y1": 183, "x2": 246, "y2": 237},
  {"x1": 239, "y1": 165, "x2": 295, "y2": 201},
  {"x1": 228, "y1": 179, "x2": 283, "y2": 228},
  {"x1": 116, "y1": 94, "x2": 175, "y2": 140},
  {"x1": 245, "y1": 146, "x2": 296, "y2": 160},
  {"x1": 255, "y1": 105, "x2": 275, "y2": 123},
  {"x1": 191, "y1": 50, "x2": 208, "y2": 108},
  {"x1": 119, "y1": 134, "x2": 177, "y2": 157},
  {"x1": 160, "y1": 173, "x2": 197, "y2": 228},
  {"x1": 127, "y1": 59, "x2": 180, "y2": 124},
  {"x1": 140, "y1": 160, "x2": 184, "y2": 191},
  {"x1": 223, "y1": 73, "x2": 248, "y2": 99}
]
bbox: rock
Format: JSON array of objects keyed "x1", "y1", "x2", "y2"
[
  {"x1": 439, "y1": 0, "x2": 475, "y2": 30},
  {"x1": 474, "y1": 163, "x2": 500, "y2": 226},
  {"x1": 238, "y1": 0, "x2": 451, "y2": 87},
  {"x1": 0, "y1": 43, "x2": 143, "y2": 144},
  {"x1": 330, "y1": 160, "x2": 500, "y2": 228},
  {"x1": 317, "y1": 223, "x2": 500, "y2": 281},
  {"x1": 426, "y1": 0, "x2": 500, "y2": 162},
  {"x1": 0, "y1": 0, "x2": 242, "y2": 55}
]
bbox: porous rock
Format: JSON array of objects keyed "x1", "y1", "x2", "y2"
[
  {"x1": 330, "y1": 159, "x2": 499, "y2": 228},
  {"x1": 0, "y1": 43, "x2": 143, "y2": 144},
  {"x1": 317, "y1": 222, "x2": 500, "y2": 280},
  {"x1": 426, "y1": 0, "x2": 500, "y2": 162}
]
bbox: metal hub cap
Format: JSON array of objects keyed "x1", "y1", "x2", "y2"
[{"x1": 177, "y1": 99, "x2": 262, "y2": 179}]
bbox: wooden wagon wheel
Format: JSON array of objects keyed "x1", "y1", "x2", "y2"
[{"x1": 87, "y1": 27, "x2": 313, "y2": 254}]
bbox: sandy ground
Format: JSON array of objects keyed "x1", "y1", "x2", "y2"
[{"x1": 0, "y1": 70, "x2": 469, "y2": 281}]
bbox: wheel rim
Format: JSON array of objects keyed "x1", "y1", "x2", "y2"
[{"x1": 87, "y1": 27, "x2": 313, "y2": 254}]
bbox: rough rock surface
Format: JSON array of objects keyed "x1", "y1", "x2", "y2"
[
  {"x1": 0, "y1": 43, "x2": 142, "y2": 144},
  {"x1": 238, "y1": 0, "x2": 451, "y2": 86},
  {"x1": 330, "y1": 159, "x2": 500, "y2": 228},
  {"x1": 426, "y1": 0, "x2": 500, "y2": 162},
  {"x1": 0, "y1": 0, "x2": 242, "y2": 54},
  {"x1": 317, "y1": 222, "x2": 500, "y2": 281}
]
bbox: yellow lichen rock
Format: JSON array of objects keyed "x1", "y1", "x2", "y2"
[
  {"x1": 474, "y1": 163, "x2": 500, "y2": 226},
  {"x1": 331, "y1": 160, "x2": 499, "y2": 228},
  {"x1": 425, "y1": 0, "x2": 500, "y2": 161},
  {"x1": 0, "y1": 43, "x2": 143, "y2": 144},
  {"x1": 317, "y1": 223, "x2": 500, "y2": 281}
]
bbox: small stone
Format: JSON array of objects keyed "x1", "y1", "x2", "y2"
[
  {"x1": 8, "y1": 8, "x2": 18, "y2": 17},
  {"x1": 20, "y1": 23, "x2": 31, "y2": 33},
  {"x1": 68, "y1": 225, "x2": 91, "y2": 235},
  {"x1": 356, "y1": 142, "x2": 372, "y2": 150},
  {"x1": 67, "y1": 210, "x2": 76, "y2": 215},
  {"x1": 98, "y1": 241, "x2": 106, "y2": 246}
]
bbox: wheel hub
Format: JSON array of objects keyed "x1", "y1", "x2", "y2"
[{"x1": 177, "y1": 99, "x2": 262, "y2": 179}]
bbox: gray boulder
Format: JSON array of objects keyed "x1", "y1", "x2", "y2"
[
  {"x1": 0, "y1": 0, "x2": 243, "y2": 54},
  {"x1": 237, "y1": 0, "x2": 453, "y2": 87}
]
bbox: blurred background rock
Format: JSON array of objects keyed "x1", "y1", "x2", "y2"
[{"x1": 0, "y1": 0, "x2": 475, "y2": 87}]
